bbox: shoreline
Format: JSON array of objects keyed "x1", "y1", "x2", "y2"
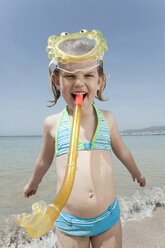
[
  {"x1": 122, "y1": 207, "x2": 165, "y2": 248},
  {"x1": 0, "y1": 207, "x2": 165, "y2": 247}
]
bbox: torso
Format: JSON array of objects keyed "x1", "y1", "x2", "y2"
[
  {"x1": 56, "y1": 150, "x2": 116, "y2": 218},
  {"x1": 48, "y1": 106, "x2": 116, "y2": 218}
]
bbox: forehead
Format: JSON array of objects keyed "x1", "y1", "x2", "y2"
[{"x1": 58, "y1": 60, "x2": 98, "y2": 73}]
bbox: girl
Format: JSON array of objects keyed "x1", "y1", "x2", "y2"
[{"x1": 24, "y1": 30, "x2": 146, "y2": 248}]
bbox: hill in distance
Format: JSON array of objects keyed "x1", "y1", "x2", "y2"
[{"x1": 120, "y1": 126, "x2": 165, "y2": 136}]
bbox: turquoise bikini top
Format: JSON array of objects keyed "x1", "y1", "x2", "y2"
[{"x1": 55, "y1": 104, "x2": 112, "y2": 157}]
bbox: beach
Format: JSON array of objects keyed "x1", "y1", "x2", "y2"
[
  {"x1": 123, "y1": 207, "x2": 165, "y2": 248},
  {"x1": 1, "y1": 207, "x2": 164, "y2": 248},
  {"x1": 0, "y1": 135, "x2": 165, "y2": 247}
]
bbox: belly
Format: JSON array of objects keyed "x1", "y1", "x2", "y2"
[{"x1": 56, "y1": 150, "x2": 116, "y2": 218}]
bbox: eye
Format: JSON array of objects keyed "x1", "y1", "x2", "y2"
[
  {"x1": 64, "y1": 74, "x2": 75, "y2": 79},
  {"x1": 85, "y1": 74, "x2": 94, "y2": 78},
  {"x1": 60, "y1": 32, "x2": 69, "y2": 36},
  {"x1": 80, "y1": 29, "x2": 88, "y2": 34}
]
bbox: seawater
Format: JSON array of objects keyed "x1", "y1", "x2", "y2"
[{"x1": 0, "y1": 136, "x2": 165, "y2": 247}]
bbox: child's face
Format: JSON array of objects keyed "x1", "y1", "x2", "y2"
[{"x1": 53, "y1": 64, "x2": 104, "y2": 111}]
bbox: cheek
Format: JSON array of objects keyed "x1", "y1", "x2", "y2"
[
  {"x1": 94, "y1": 80, "x2": 101, "y2": 91},
  {"x1": 59, "y1": 78, "x2": 66, "y2": 90},
  {"x1": 60, "y1": 80, "x2": 72, "y2": 94}
]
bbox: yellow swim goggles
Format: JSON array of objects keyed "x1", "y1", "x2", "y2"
[{"x1": 46, "y1": 29, "x2": 108, "y2": 72}]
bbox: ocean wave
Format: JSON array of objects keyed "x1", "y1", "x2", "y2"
[
  {"x1": 119, "y1": 186, "x2": 165, "y2": 225},
  {"x1": 0, "y1": 219, "x2": 57, "y2": 248},
  {"x1": 0, "y1": 186, "x2": 165, "y2": 247}
]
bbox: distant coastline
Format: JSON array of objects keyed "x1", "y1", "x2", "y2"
[
  {"x1": 0, "y1": 126, "x2": 165, "y2": 137},
  {"x1": 120, "y1": 126, "x2": 165, "y2": 136}
]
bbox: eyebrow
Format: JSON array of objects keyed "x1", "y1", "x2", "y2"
[
  {"x1": 84, "y1": 71, "x2": 96, "y2": 75},
  {"x1": 62, "y1": 72, "x2": 75, "y2": 76}
]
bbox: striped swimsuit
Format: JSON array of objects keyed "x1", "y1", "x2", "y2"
[
  {"x1": 55, "y1": 104, "x2": 112, "y2": 157},
  {"x1": 55, "y1": 105, "x2": 121, "y2": 237}
]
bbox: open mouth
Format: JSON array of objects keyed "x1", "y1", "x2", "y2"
[{"x1": 71, "y1": 92, "x2": 87, "y2": 101}]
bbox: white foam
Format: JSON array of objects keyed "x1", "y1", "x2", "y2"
[
  {"x1": 0, "y1": 219, "x2": 57, "y2": 248},
  {"x1": 0, "y1": 186, "x2": 165, "y2": 247},
  {"x1": 119, "y1": 186, "x2": 165, "y2": 226}
]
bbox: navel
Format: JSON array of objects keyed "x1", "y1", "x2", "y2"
[{"x1": 89, "y1": 190, "x2": 94, "y2": 198}]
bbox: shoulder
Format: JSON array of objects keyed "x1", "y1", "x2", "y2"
[
  {"x1": 43, "y1": 112, "x2": 63, "y2": 139},
  {"x1": 44, "y1": 112, "x2": 62, "y2": 127}
]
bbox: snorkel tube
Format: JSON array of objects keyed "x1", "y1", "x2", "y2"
[{"x1": 13, "y1": 94, "x2": 83, "y2": 238}]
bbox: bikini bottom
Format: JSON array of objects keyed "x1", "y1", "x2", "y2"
[{"x1": 56, "y1": 197, "x2": 120, "y2": 237}]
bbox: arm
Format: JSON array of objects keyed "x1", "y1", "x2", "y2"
[
  {"x1": 24, "y1": 117, "x2": 55, "y2": 197},
  {"x1": 107, "y1": 112, "x2": 146, "y2": 187}
]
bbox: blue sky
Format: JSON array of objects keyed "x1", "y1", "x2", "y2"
[{"x1": 0, "y1": 0, "x2": 164, "y2": 135}]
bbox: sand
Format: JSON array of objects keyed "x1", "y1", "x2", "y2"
[
  {"x1": 122, "y1": 207, "x2": 165, "y2": 248},
  {"x1": 1, "y1": 208, "x2": 164, "y2": 247}
]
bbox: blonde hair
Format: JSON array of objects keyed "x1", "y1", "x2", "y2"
[{"x1": 48, "y1": 39, "x2": 107, "y2": 107}]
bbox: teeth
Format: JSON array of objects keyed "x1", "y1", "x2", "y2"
[{"x1": 72, "y1": 92, "x2": 86, "y2": 95}]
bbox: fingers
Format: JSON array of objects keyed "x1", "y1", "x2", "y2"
[
  {"x1": 24, "y1": 188, "x2": 37, "y2": 198},
  {"x1": 24, "y1": 190, "x2": 36, "y2": 198},
  {"x1": 132, "y1": 175, "x2": 146, "y2": 187},
  {"x1": 141, "y1": 178, "x2": 146, "y2": 187},
  {"x1": 139, "y1": 176, "x2": 146, "y2": 187}
]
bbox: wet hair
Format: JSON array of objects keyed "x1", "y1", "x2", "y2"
[{"x1": 48, "y1": 39, "x2": 107, "y2": 107}]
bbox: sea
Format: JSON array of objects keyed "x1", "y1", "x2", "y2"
[{"x1": 0, "y1": 135, "x2": 165, "y2": 247}]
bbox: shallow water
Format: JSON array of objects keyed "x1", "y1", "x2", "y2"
[{"x1": 0, "y1": 135, "x2": 165, "y2": 247}]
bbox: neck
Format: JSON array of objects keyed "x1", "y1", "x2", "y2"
[{"x1": 67, "y1": 103, "x2": 94, "y2": 118}]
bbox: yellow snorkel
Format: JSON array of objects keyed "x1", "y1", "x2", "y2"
[
  {"x1": 13, "y1": 29, "x2": 108, "y2": 238},
  {"x1": 13, "y1": 94, "x2": 83, "y2": 238}
]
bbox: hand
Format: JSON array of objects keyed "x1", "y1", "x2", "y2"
[
  {"x1": 24, "y1": 183, "x2": 38, "y2": 198},
  {"x1": 132, "y1": 174, "x2": 146, "y2": 187}
]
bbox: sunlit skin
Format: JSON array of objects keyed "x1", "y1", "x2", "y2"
[
  {"x1": 24, "y1": 63, "x2": 146, "y2": 247},
  {"x1": 56, "y1": 67, "x2": 103, "y2": 114}
]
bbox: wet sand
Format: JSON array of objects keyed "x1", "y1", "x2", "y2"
[
  {"x1": 0, "y1": 208, "x2": 165, "y2": 247},
  {"x1": 122, "y1": 207, "x2": 165, "y2": 248}
]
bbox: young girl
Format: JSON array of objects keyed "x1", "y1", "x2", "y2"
[{"x1": 24, "y1": 30, "x2": 146, "y2": 248}]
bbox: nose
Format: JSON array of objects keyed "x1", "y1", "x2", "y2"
[{"x1": 74, "y1": 78, "x2": 84, "y2": 87}]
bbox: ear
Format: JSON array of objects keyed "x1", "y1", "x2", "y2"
[
  {"x1": 97, "y1": 75, "x2": 105, "y2": 90},
  {"x1": 51, "y1": 74, "x2": 61, "y2": 91}
]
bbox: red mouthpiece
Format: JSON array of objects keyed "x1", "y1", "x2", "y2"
[{"x1": 75, "y1": 94, "x2": 83, "y2": 105}]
